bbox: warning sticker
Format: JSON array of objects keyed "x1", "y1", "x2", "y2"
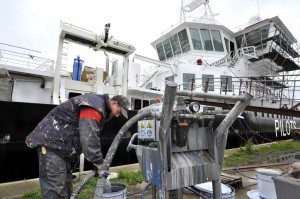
[
  {"x1": 141, "y1": 123, "x2": 144, "y2": 129},
  {"x1": 147, "y1": 122, "x2": 152, "y2": 128},
  {"x1": 145, "y1": 120, "x2": 155, "y2": 140}
]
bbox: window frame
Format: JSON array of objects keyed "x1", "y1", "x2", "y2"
[
  {"x1": 182, "y1": 73, "x2": 195, "y2": 90},
  {"x1": 200, "y1": 29, "x2": 214, "y2": 51},
  {"x1": 202, "y1": 74, "x2": 214, "y2": 91},
  {"x1": 224, "y1": 38, "x2": 229, "y2": 53},
  {"x1": 220, "y1": 75, "x2": 233, "y2": 92},
  {"x1": 178, "y1": 29, "x2": 191, "y2": 53},
  {"x1": 165, "y1": 75, "x2": 175, "y2": 82},
  {"x1": 210, "y1": 29, "x2": 224, "y2": 52},
  {"x1": 170, "y1": 33, "x2": 182, "y2": 56},
  {"x1": 163, "y1": 38, "x2": 174, "y2": 59},
  {"x1": 156, "y1": 43, "x2": 166, "y2": 61},
  {"x1": 189, "y1": 28, "x2": 203, "y2": 50}
]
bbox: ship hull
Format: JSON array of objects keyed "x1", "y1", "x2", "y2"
[{"x1": 0, "y1": 101, "x2": 293, "y2": 183}]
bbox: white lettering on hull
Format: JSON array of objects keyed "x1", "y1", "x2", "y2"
[{"x1": 274, "y1": 120, "x2": 296, "y2": 137}]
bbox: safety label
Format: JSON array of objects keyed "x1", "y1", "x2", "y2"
[
  {"x1": 145, "y1": 120, "x2": 155, "y2": 140},
  {"x1": 147, "y1": 122, "x2": 152, "y2": 128},
  {"x1": 147, "y1": 130, "x2": 152, "y2": 137}
]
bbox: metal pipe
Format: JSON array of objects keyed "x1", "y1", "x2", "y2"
[
  {"x1": 158, "y1": 81, "x2": 178, "y2": 199},
  {"x1": 176, "y1": 90, "x2": 246, "y2": 102},
  {"x1": 212, "y1": 92, "x2": 252, "y2": 199},
  {"x1": 215, "y1": 93, "x2": 253, "y2": 160}
]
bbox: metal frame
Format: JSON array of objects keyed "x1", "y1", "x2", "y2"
[
  {"x1": 129, "y1": 82, "x2": 252, "y2": 199},
  {"x1": 52, "y1": 21, "x2": 136, "y2": 104}
]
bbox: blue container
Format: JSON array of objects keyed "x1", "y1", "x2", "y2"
[{"x1": 72, "y1": 56, "x2": 83, "y2": 81}]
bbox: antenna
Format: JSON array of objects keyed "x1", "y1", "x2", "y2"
[
  {"x1": 256, "y1": 0, "x2": 261, "y2": 17},
  {"x1": 180, "y1": 0, "x2": 216, "y2": 23}
]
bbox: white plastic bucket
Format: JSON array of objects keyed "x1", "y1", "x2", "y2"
[
  {"x1": 255, "y1": 168, "x2": 282, "y2": 199},
  {"x1": 194, "y1": 182, "x2": 235, "y2": 198},
  {"x1": 102, "y1": 182, "x2": 127, "y2": 199}
]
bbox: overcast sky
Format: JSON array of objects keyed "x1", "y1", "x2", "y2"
[{"x1": 1, "y1": 0, "x2": 300, "y2": 71}]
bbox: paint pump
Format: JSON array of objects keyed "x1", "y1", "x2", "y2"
[{"x1": 71, "y1": 82, "x2": 252, "y2": 199}]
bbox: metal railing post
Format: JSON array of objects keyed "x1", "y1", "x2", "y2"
[
  {"x1": 239, "y1": 79, "x2": 242, "y2": 95},
  {"x1": 292, "y1": 80, "x2": 296, "y2": 107}
]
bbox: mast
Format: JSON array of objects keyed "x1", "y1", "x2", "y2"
[{"x1": 180, "y1": 0, "x2": 216, "y2": 23}]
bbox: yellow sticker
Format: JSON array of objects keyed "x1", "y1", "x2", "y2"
[
  {"x1": 141, "y1": 123, "x2": 144, "y2": 128},
  {"x1": 147, "y1": 122, "x2": 152, "y2": 128}
]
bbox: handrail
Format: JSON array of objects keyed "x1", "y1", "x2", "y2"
[
  {"x1": 0, "y1": 43, "x2": 54, "y2": 72},
  {"x1": 176, "y1": 75, "x2": 300, "y2": 106}
]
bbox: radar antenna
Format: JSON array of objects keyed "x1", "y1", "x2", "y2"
[{"x1": 180, "y1": 0, "x2": 217, "y2": 23}]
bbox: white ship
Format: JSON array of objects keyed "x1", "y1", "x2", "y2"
[{"x1": 0, "y1": 0, "x2": 299, "y2": 183}]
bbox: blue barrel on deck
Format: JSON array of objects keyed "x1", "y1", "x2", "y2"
[{"x1": 72, "y1": 55, "x2": 83, "y2": 81}]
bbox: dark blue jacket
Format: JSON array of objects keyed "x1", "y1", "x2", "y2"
[{"x1": 26, "y1": 94, "x2": 110, "y2": 164}]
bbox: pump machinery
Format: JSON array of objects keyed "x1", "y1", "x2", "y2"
[{"x1": 72, "y1": 81, "x2": 252, "y2": 199}]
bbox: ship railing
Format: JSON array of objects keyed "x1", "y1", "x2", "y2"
[
  {"x1": 177, "y1": 74, "x2": 300, "y2": 108},
  {"x1": 205, "y1": 46, "x2": 257, "y2": 68},
  {"x1": 0, "y1": 42, "x2": 54, "y2": 72},
  {"x1": 229, "y1": 46, "x2": 258, "y2": 67}
]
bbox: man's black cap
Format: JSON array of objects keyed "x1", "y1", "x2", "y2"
[{"x1": 111, "y1": 95, "x2": 130, "y2": 118}]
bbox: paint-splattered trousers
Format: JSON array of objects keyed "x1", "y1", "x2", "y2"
[{"x1": 38, "y1": 148, "x2": 73, "y2": 199}]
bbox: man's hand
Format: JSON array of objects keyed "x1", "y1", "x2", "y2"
[{"x1": 94, "y1": 164, "x2": 109, "y2": 178}]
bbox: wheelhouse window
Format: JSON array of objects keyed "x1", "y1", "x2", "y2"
[
  {"x1": 200, "y1": 29, "x2": 214, "y2": 51},
  {"x1": 133, "y1": 98, "x2": 142, "y2": 110},
  {"x1": 202, "y1": 74, "x2": 214, "y2": 91},
  {"x1": 183, "y1": 73, "x2": 195, "y2": 90},
  {"x1": 165, "y1": 75, "x2": 174, "y2": 82},
  {"x1": 163, "y1": 39, "x2": 173, "y2": 59},
  {"x1": 143, "y1": 100, "x2": 150, "y2": 108},
  {"x1": 170, "y1": 34, "x2": 182, "y2": 56},
  {"x1": 156, "y1": 43, "x2": 166, "y2": 61},
  {"x1": 245, "y1": 24, "x2": 270, "y2": 45},
  {"x1": 220, "y1": 75, "x2": 232, "y2": 92},
  {"x1": 224, "y1": 38, "x2": 229, "y2": 53},
  {"x1": 235, "y1": 35, "x2": 245, "y2": 48},
  {"x1": 211, "y1": 30, "x2": 224, "y2": 52},
  {"x1": 178, "y1": 29, "x2": 191, "y2": 53},
  {"x1": 190, "y1": 28, "x2": 203, "y2": 50}
]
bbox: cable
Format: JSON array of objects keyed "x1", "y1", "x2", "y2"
[
  {"x1": 224, "y1": 102, "x2": 273, "y2": 142},
  {"x1": 141, "y1": 183, "x2": 152, "y2": 199},
  {"x1": 236, "y1": 164, "x2": 257, "y2": 180}
]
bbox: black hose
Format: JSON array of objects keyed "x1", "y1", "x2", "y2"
[
  {"x1": 70, "y1": 170, "x2": 96, "y2": 199},
  {"x1": 141, "y1": 183, "x2": 151, "y2": 199},
  {"x1": 102, "y1": 111, "x2": 156, "y2": 171},
  {"x1": 94, "y1": 111, "x2": 157, "y2": 199},
  {"x1": 184, "y1": 187, "x2": 208, "y2": 199},
  {"x1": 71, "y1": 110, "x2": 158, "y2": 199}
]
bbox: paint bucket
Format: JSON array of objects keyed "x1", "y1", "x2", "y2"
[
  {"x1": 255, "y1": 168, "x2": 282, "y2": 199},
  {"x1": 102, "y1": 182, "x2": 127, "y2": 199},
  {"x1": 247, "y1": 190, "x2": 260, "y2": 199},
  {"x1": 194, "y1": 182, "x2": 235, "y2": 198}
]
